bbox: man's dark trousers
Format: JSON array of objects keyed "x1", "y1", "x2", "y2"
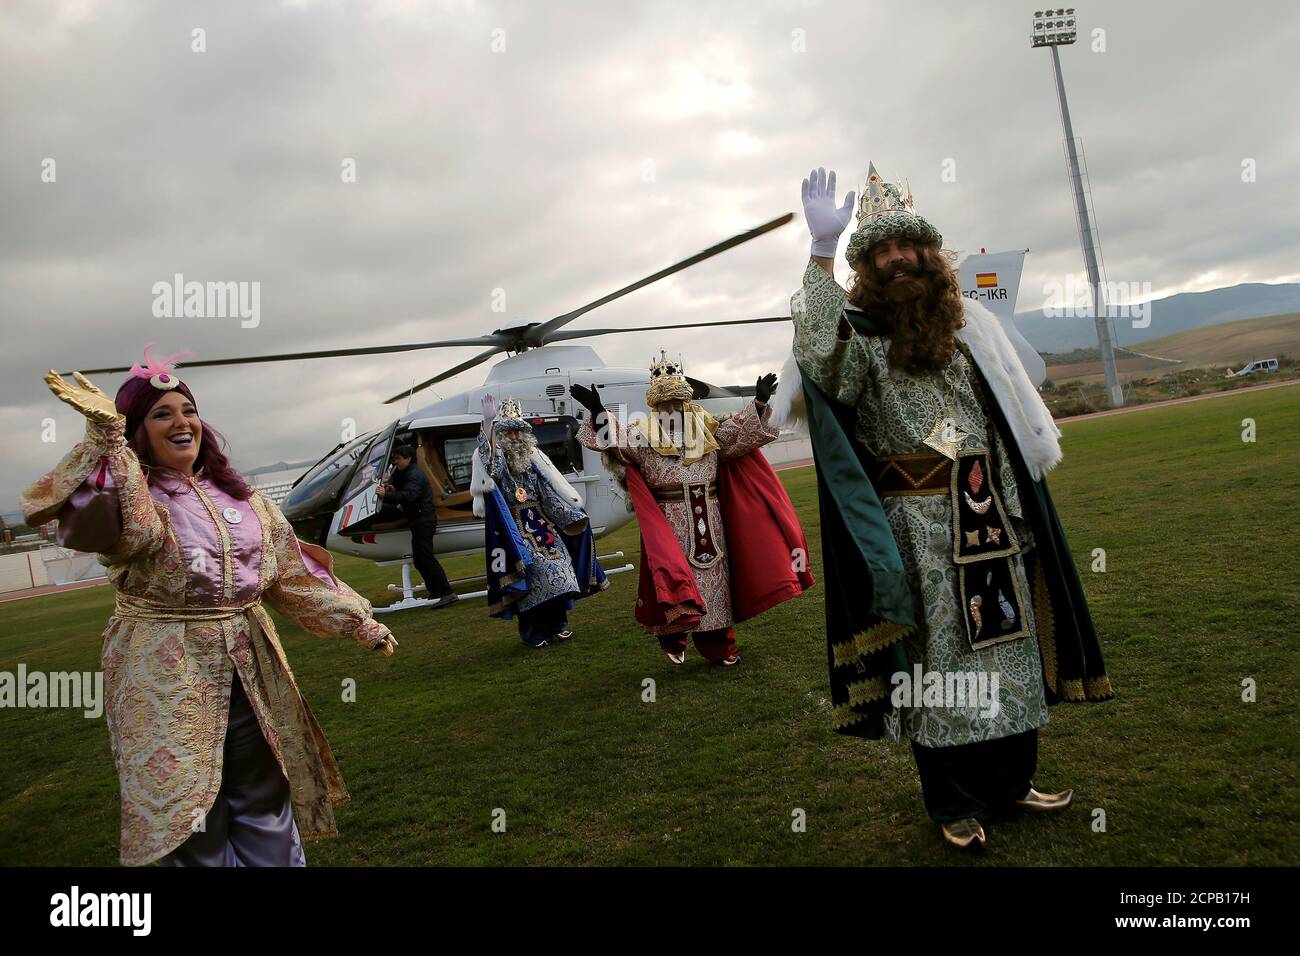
[{"x1": 410, "y1": 515, "x2": 453, "y2": 599}]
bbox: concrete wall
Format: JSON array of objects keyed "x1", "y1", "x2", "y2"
[{"x1": 0, "y1": 550, "x2": 49, "y2": 593}]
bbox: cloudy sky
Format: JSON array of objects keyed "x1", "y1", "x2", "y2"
[{"x1": 3, "y1": 0, "x2": 1297, "y2": 510}]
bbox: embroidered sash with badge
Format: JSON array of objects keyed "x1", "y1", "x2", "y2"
[
  {"x1": 685, "y1": 481, "x2": 722, "y2": 570},
  {"x1": 512, "y1": 498, "x2": 566, "y2": 560},
  {"x1": 949, "y1": 449, "x2": 1030, "y2": 650}
]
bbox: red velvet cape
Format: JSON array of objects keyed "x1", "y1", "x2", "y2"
[
  {"x1": 624, "y1": 465, "x2": 704, "y2": 631},
  {"x1": 720, "y1": 450, "x2": 815, "y2": 622},
  {"x1": 625, "y1": 450, "x2": 813, "y2": 633}
]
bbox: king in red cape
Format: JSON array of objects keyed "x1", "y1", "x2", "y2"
[{"x1": 573, "y1": 351, "x2": 813, "y2": 666}]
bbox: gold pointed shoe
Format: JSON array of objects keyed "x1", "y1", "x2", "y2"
[
  {"x1": 941, "y1": 818, "x2": 987, "y2": 850},
  {"x1": 1015, "y1": 787, "x2": 1074, "y2": 812}
]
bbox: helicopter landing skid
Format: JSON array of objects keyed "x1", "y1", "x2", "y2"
[{"x1": 372, "y1": 552, "x2": 635, "y2": 614}]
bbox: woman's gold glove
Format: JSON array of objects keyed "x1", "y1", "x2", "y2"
[{"x1": 44, "y1": 370, "x2": 123, "y2": 425}]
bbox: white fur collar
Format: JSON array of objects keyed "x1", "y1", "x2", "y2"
[
  {"x1": 471, "y1": 442, "x2": 583, "y2": 518},
  {"x1": 769, "y1": 298, "x2": 1062, "y2": 481},
  {"x1": 955, "y1": 297, "x2": 1062, "y2": 480}
]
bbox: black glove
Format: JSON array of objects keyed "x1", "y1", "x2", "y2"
[
  {"x1": 754, "y1": 373, "x2": 778, "y2": 405},
  {"x1": 569, "y1": 382, "x2": 605, "y2": 418}
]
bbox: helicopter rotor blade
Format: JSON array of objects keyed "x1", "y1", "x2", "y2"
[
  {"x1": 381, "y1": 346, "x2": 505, "y2": 405},
  {"x1": 544, "y1": 316, "x2": 791, "y2": 342},
  {"x1": 62, "y1": 335, "x2": 512, "y2": 377},
  {"x1": 524, "y1": 213, "x2": 794, "y2": 347}
]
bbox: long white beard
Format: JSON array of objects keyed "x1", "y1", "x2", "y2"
[{"x1": 500, "y1": 431, "x2": 538, "y2": 478}]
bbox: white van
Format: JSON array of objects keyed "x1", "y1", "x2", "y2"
[{"x1": 1231, "y1": 358, "x2": 1280, "y2": 377}]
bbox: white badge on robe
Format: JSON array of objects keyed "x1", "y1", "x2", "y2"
[{"x1": 222, "y1": 507, "x2": 243, "y2": 525}]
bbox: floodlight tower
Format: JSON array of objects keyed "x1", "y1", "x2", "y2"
[{"x1": 1032, "y1": 8, "x2": 1123, "y2": 407}]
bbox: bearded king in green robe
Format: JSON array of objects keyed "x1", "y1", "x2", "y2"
[{"x1": 768, "y1": 164, "x2": 1113, "y2": 850}]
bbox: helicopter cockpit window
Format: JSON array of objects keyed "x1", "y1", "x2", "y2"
[
  {"x1": 283, "y1": 433, "x2": 372, "y2": 510},
  {"x1": 533, "y1": 421, "x2": 581, "y2": 475},
  {"x1": 343, "y1": 430, "x2": 395, "y2": 500},
  {"x1": 442, "y1": 437, "x2": 478, "y2": 490}
]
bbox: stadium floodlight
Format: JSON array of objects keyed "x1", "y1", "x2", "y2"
[
  {"x1": 1032, "y1": 8, "x2": 1078, "y2": 47},
  {"x1": 1031, "y1": 6, "x2": 1124, "y2": 407}
]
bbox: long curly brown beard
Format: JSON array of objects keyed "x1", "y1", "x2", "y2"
[{"x1": 846, "y1": 242, "x2": 966, "y2": 376}]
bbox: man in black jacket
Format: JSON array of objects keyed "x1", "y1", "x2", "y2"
[{"x1": 378, "y1": 445, "x2": 456, "y2": 609}]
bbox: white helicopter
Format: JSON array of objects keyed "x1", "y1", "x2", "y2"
[
  {"x1": 69, "y1": 214, "x2": 796, "y2": 609},
  {"x1": 71, "y1": 218, "x2": 1039, "y2": 610}
]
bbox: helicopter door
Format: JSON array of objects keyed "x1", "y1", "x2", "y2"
[{"x1": 336, "y1": 420, "x2": 400, "y2": 535}]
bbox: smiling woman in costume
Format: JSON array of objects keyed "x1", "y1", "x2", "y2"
[{"x1": 20, "y1": 345, "x2": 398, "y2": 867}]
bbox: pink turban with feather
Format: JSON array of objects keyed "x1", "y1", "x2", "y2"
[{"x1": 114, "y1": 343, "x2": 198, "y2": 438}]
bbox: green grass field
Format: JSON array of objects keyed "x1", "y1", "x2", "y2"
[{"x1": 2, "y1": 387, "x2": 1297, "y2": 866}]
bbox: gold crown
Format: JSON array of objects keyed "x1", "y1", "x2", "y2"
[
  {"x1": 496, "y1": 397, "x2": 526, "y2": 422},
  {"x1": 845, "y1": 161, "x2": 943, "y2": 266},
  {"x1": 649, "y1": 350, "x2": 686, "y2": 381},
  {"x1": 856, "y1": 162, "x2": 916, "y2": 230}
]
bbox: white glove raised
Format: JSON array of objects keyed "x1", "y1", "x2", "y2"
[{"x1": 801, "y1": 167, "x2": 856, "y2": 258}]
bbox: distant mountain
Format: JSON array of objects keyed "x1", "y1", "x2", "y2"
[{"x1": 1014, "y1": 282, "x2": 1300, "y2": 353}]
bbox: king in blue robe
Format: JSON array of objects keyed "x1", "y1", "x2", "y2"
[{"x1": 475, "y1": 397, "x2": 608, "y2": 646}]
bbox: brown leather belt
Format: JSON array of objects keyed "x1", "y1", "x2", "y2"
[
  {"x1": 651, "y1": 480, "x2": 718, "y2": 502},
  {"x1": 875, "y1": 452, "x2": 952, "y2": 496}
]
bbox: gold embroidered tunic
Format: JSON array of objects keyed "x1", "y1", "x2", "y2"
[
  {"x1": 21, "y1": 418, "x2": 392, "y2": 865},
  {"x1": 577, "y1": 401, "x2": 779, "y2": 633}
]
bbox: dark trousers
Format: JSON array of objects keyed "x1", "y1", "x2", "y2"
[
  {"x1": 410, "y1": 517, "x2": 453, "y2": 599},
  {"x1": 517, "y1": 595, "x2": 571, "y2": 646},
  {"x1": 910, "y1": 728, "x2": 1038, "y2": 822},
  {"x1": 658, "y1": 627, "x2": 736, "y2": 662},
  {"x1": 163, "y1": 674, "x2": 305, "y2": 866}
]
